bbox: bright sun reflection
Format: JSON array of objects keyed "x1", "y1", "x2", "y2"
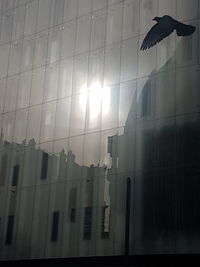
[{"x1": 79, "y1": 82, "x2": 110, "y2": 119}]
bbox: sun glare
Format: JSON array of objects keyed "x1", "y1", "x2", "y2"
[{"x1": 79, "y1": 82, "x2": 110, "y2": 120}]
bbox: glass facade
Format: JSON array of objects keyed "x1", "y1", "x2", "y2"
[{"x1": 0, "y1": 0, "x2": 199, "y2": 260}]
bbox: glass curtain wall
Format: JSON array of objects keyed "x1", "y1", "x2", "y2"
[{"x1": 0, "y1": 0, "x2": 199, "y2": 260}]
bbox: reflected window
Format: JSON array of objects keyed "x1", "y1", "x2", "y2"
[
  {"x1": 5, "y1": 215, "x2": 14, "y2": 245},
  {"x1": 12, "y1": 165, "x2": 19, "y2": 186},
  {"x1": 0, "y1": 154, "x2": 7, "y2": 186},
  {"x1": 70, "y1": 208, "x2": 76, "y2": 223},
  {"x1": 83, "y1": 179, "x2": 93, "y2": 240},
  {"x1": 40, "y1": 152, "x2": 48, "y2": 180},
  {"x1": 83, "y1": 206, "x2": 92, "y2": 240},
  {"x1": 51, "y1": 211, "x2": 60, "y2": 242}
]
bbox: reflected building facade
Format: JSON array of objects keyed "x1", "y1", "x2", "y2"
[{"x1": 0, "y1": 0, "x2": 200, "y2": 261}]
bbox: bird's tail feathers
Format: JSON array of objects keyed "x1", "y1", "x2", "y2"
[{"x1": 176, "y1": 22, "x2": 196, "y2": 36}]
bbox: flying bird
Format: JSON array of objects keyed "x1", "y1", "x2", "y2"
[{"x1": 140, "y1": 15, "x2": 196, "y2": 51}]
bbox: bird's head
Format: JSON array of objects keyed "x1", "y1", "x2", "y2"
[{"x1": 153, "y1": 17, "x2": 162, "y2": 22}]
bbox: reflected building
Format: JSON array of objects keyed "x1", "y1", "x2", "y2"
[{"x1": 0, "y1": 0, "x2": 200, "y2": 262}]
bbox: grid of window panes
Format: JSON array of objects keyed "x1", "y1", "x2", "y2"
[{"x1": 0, "y1": 0, "x2": 200, "y2": 260}]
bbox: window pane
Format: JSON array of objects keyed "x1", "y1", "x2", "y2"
[
  {"x1": 51, "y1": 211, "x2": 60, "y2": 242},
  {"x1": 78, "y1": 0, "x2": 92, "y2": 16},
  {"x1": 0, "y1": 78, "x2": 6, "y2": 114},
  {"x1": 5, "y1": 75, "x2": 19, "y2": 113},
  {"x1": 0, "y1": 10, "x2": 13, "y2": 44},
  {"x1": 5, "y1": 215, "x2": 14, "y2": 245},
  {"x1": 2, "y1": 112, "x2": 15, "y2": 143},
  {"x1": 121, "y1": 37, "x2": 138, "y2": 82},
  {"x1": 61, "y1": 20, "x2": 76, "y2": 59},
  {"x1": 83, "y1": 132, "x2": 100, "y2": 168},
  {"x1": 85, "y1": 85, "x2": 102, "y2": 133},
  {"x1": 40, "y1": 101, "x2": 56, "y2": 143},
  {"x1": 106, "y1": 2, "x2": 123, "y2": 45},
  {"x1": 15, "y1": 187, "x2": 35, "y2": 257},
  {"x1": 30, "y1": 67, "x2": 45, "y2": 106},
  {"x1": 92, "y1": 0, "x2": 107, "y2": 11},
  {"x1": 88, "y1": 48, "x2": 104, "y2": 88},
  {"x1": 24, "y1": 0, "x2": 38, "y2": 36},
  {"x1": 46, "y1": 183, "x2": 65, "y2": 252},
  {"x1": 49, "y1": 0, "x2": 64, "y2": 27},
  {"x1": 75, "y1": 14, "x2": 91, "y2": 55},
  {"x1": 104, "y1": 43, "x2": 121, "y2": 85},
  {"x1": 47, "y1": 26, "x2": 62, "y2": 64},
  {"x1": 101, "y1": 84, "x2": 119, "y2": 130},
  {"x1": 63, "y1": 0, "x2": 78, "y2": 22},
  {"x1": 177, "y1": 0, "x2": 198, "y2": 21},
  {"x1": 68, "y1": 135, "x2": 84, "y2": 174},
  {"x1": 12, "y1": 5, "x2": 25, "y2": 41},
  {"x1": 156, "y1": 71, "x2": 175, "y2": 118},
  {"x1": 17, "y1": 70, "x2": 32, "y2": 109},
  {"x1": 90, "y1": 8, "x2": 106, "y2": 51},
  {"x1": 40, "y1": 152, "x2": 49, "y2": 180},
  {"x1": 12, "y1": 165, "x2": 19, "y2": 186},
  {"x1": 139, "y1": 0, "x2": 157, "y2": 35},
  {"x1": 31, "y1": 185, "x2": 49, "y2": 258},
  {"x1": 37, "y1": 0, "x2": 51, "y2": 32},
  {"x1": 176, "y1": 20, "x2": 198, "y2": 68},
  {"x1": 54, "y1": 98, "x2": 71, "y2": 139},
  {"x1": 83, "y1": 206, "x2": 92, "y2": 240},
  {"x1": 58, "y1": 58, "x2": 73, "y2": 98},
  {"x1": 15, "y1": 0, "x2": 27, "y2": 7},
  {"x1": 100, "y1": 128, "x2": 118, "y2": 175},
  {"x1": 176, "y1": 66, "x2": 200, "y2": 115},
  {"x1": 69, "y1": 93, "x2": 86, "y2": 136},
  {"x1": 137, "y1": 76, "x2": 156, "y2": 119},
  {"x1": 0, "y1": 44, "x2": 10, "y2": 79},
  {"x1": 13, "y1": 108, "x2": 28, "y2": 144},
  {"x1": 34, "y1": 31, "x2": 48, "y2": 68},
  {"x1": 0, "y1": 154, "x2": 7, "y2": 186},
  {"x1": 4, "y1": 0, "x2": 15, "y2": 10},
  {"x1": 27, "y1": 105, "x2": 42, "y2": 144},
  {"x1": 156, "y1": 30, "x2": 175, "y2": 71},
  {"x1": 52, "y1": 139, "x2": 68, "y2": 181},
  {"x1": 8, "y1": 40, "x2": 22, "y2": 76},
  {"x1": 138, "y1": 36, "x2": 156, "y2": 78},
  {"x1": 119, "y1": 80, "x2": 137, "y2": 127},
  {"x1": 73, "y1": 53, "x2": 88, "y2": 94},
  {"x1": 43, "y1": 62, "x2": 59, "y2": 102},
  {"x1": 123, "y1": 0, "x2": 139, "y2": 40},
  {"x1": 21, "y1": 35, "x2": 34, "y2": 72},
  {"x1": 158, "y1": 0, "x2": 176, "y2": 18}
]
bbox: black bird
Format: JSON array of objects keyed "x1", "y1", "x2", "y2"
[{"x1": 140, "y1": 15, "x2": 196, "y2": 51}]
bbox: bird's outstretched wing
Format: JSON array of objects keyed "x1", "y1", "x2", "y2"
[
  {"x1": 140, "y1": 24, "x2": 174, "y2": 51},
  {"x1": 175, "y1": 22, "x2": 196, "y2": 36}
]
